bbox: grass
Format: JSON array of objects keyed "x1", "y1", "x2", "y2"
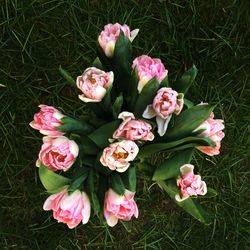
[{"x1": 0, "y1": 0, "x2": 249, "y2": 249}]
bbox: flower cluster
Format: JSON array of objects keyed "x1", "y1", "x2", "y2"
[{"x1": 30, "y1": 23, "x2": 225, "y2": 229}]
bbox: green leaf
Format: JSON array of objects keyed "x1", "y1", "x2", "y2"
[
  {"x1": 160, "y1": 75, "x2": 169, "y2": 87},
  {"x1": 80, "y1": 136, "x2": 99, "y2": 155},
  {"x1": 122, "y1": 167, "x2": 136, "y2": 192},
  {"x1": 158, "y1": 180, "x2": 211, "y2": 225},
  {"x1": 139, "y1": 136, "x2": 215, "y2": 157},
  {"x1": 92, "y1": 57, "x2": 104, "y2": 70},
  {"x1": 134, "y1": 77, "x2": 159, "y2": 117},
  {"x1": 88, "y1": 120, "x2": 120, "y2": 148},
  {"x1": 184, "y1": 98, "x2": 194, "y2": 109},
  {"x1": 152, "y1": 149, "x2": 194, "y2": 181},
  {"x1": 102, "y1": 85, "x2": 113, "y2": 113},
  {"x1": 172, "y1": 65, "x2": 198, "y2": 94},
  {"x1": 58, "y1": 117, "x2": 94, "y2": 134},
  {"x1": 163, "y1": 104, "x2": 215, "y2": 140},
  {"x1": 39, "y1": 164, "x2": 70, "y2": 193},
  {"x1": 113, "y1": 94, "x2": 124, "y2": 119},
  {"x1": 110, "y1": 173, "x2": 126, "y2": 195},
  {"x1": 68, "y1": 171, "x2": 89, "y2": 193},
  {"x1": 205, "y1": 188, "x2": 218, "y2": 198},
  {"x1": 87, "y1": 169, "x2": 101, "y2": 214},
  {"x1": 94, "y1": 153, "x2": 113, "y2": 175},
  {"x1": 59, "y1": 66, "x2": 75, "y2": 87},
  {"x1": 128, "y1": 68, "x2": 139, "y2": 110}
]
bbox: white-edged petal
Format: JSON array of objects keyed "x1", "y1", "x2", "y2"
[
  {"x1": 78, "y1": 95, "x2": 101, "y2": 103},
  {"x1": 105, "y1": 41, "x2": 115, "y2": 58},
  {"x1": 118, "y1": 111, "x2": 135, "y2": 120},
  {"x1": 142, "y1": 105, "x2": 156, "y2": 119},
  {"x1": 175, "y1": 193, "x2": 190, "y2": 202},
  {"x1": 156, "y1": 115, "x2": 172, "y2": 136},
  {"x1": 130, "y1": 29, "x2": 139, "y2": 42},
  {"x1": 179, "y1": 164, "x2": 194, "y2": 175},
  {"x1": 69, "y1": 140, "x2": 79, "y2": 157}
]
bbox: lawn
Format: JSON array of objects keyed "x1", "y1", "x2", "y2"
[{"x1": 0, "y1": 0, "x2": 249, "y2": 249}]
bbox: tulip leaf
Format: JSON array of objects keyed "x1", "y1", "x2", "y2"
[
  {"x1": 152, "y1": 149, "x2": 194, "y2": 181},
  {"x1": 134, "y1": 77, "x2": 159, "y2": 118},
  {"x1": 88, "y1": 120, "x2": 120, "y2": 148},
  {"x1": 172, "y1": 65, "x2": 198, "y2": 94},
  {"x1": 110, "y1": 172, "x2": 126, "y2": 195},
  {"x1": 122, "y1": 166, "x2": 136, "y2": 192},
  {"x1": 184, "y1": 98, "x2": 194, "y2": 109},
  {"x1": 158, "y1": 180, "x2": 211, "y2": 225},
  {"x1": 59, "y1": 65, "x2": 76, "y2": 87},
  {"x1": 92, "y1": 57, "x2": 104, "y2": 70},
  {"x1": 113, "y1": 94, "x2": 124, "y2": 119},
  {"x1": 163, "y1": 104, "x2": 215, "y2": 141},
  {"x1": 138, "y1": 136, "x2": 215, "y2": 157},
  {"x1": 204, "y1": 188, "x2": 218, "y2": 198},
  {"x1": 160, "y1": 75, "x2": 169, "y2": 87},
  {"x1": 39, "y1": 164, "x2": 70, "y2": 193},
  {"x1": 80, "y1": 136, "x2": 99, "y2": 155},
  {"x1": 87, "y1": 169, "x2": 101, "y2": 214},
  {"x1": 58, "y1": 117, "x2": 94, "y2": 134},
  {"x1": 68, "y1": 170, "x2": 89, "y2": 193},
  {"x1": 94, "y1": 153, "x2": 113, "y2": 175}
]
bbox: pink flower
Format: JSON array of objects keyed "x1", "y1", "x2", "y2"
[
  {"x1": 98, "y1": 23, "x2": 139, "y2": 57},
  {"x1": 195, "y1": 112, "x2": 225, "y2": 156},
  {"x1": 175, "y1": 164, "x2": 207, "y2": 202},
  {"x1": 37, "y1": 136, "x2": 79, "y2": 171},
  {"x1": 43, "y1": 189, "x2": 91, "y2": 229},
  {"x1": 30, "y1": 105, "x2": 65, "y2": 136},
  {"x1": 100, "y1": 140, "x2": 139, "y2": 172},
  {"x1": 143, "y1": 87, "x2": 184, "y2": 136},
  {"x1": 104, "y1": 188, "x2": 138, "y2": 227},
  {"x1": 132, "y1": 55, "x2": 168, "y2": 92},
  {"x1": 76, "y1": 67, "x2": 114, "y2": 103},
  {"x1": 113, "y1": 111, "x2": 154, "y2": 141}
]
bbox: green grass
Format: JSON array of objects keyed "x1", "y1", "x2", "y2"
[{"x1": 0, "y1": 0, "x2": 249, "y2": 249}]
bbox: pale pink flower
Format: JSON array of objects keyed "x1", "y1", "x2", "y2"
[
  {"x1": 113, "y1": 111, "x2": 154, "y2": 141},
  {"x1": 76, "y1": 67, "x2": 114, "y2": 103},
  {"x1": 104, "y1": 188, "x2": 138, "y2": 227},
  {"x1": 175, "y1": 164, "x2": 207, "y2": 202},
  {"x1": 98, "y1": 23, "x2": 139, "y2": 57},
  {"x1": 37, "y1": 136, "x2": 79, "y2": 171},
  {"x1": 43, "y1": 189, "x2": 91, "y2": 229},
  {"x1": 29, "y1": 105, "x2": 65, "y2": 136},
  {"x1": 195, "y1": 112, "x2": 225, "y2": 156},
  {"x1": 143, "y1": 87, "x2": 184, "y2": 136},
  {"x1": 132, "y1": 55, "x2": 168, "y2": 92},
  {"x1": 100, "y1": 140, "x2": 139, "y2": 173}
]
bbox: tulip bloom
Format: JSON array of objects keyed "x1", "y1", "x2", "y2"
[
  {"x1": 37, "y1": 136, "x2": 79, "y2": 171},
  {"x1": 30, "y1": 105, "x2": 65, "y2": 136},
  {"x1": 132, "y1": 55, "x2": 168, "y2": 92},
  {"x1": 113, "y1": 111, "x2": 154, "y2": 141},
  {"x1": 43, "y1": 189, "x2": 91, "y2": 229},
  {"x1": 76, "y1": 67, "x2": 114, "y2": 103},
  {"x1": 175, "y1": 164, "x2": 207, "y2": 202},
  {"x1": 104, "y1": 189, "x2": 138, "y2": 227}
]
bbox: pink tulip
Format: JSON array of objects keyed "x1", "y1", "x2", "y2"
[
  {"x1": 76, "y1": 67, "x2": 114, "y2": 103},
  {"x1": 113, "y1": 111, "x2": 154, "y2": 141},
  {"x1": 196, "y1": 112, "x2": 225, "y2": 156},
  {"x1": 37, "y1": 136, "x2": 79, "y2": 171},
  {"x1": 30, "y1": 105, "x2": 65, "y2": 136},
  {"x1": 43, "y1": 189, "x2": 91, "y2": 229},
  {"x1": 104, "y1": 188, "x2": 138, "y2": 227},
  {"x1": 132, "y1": 55, "x2": 168, "y2": 92},
  {"x1": 98, "y1": 23, "x2": 139, "y2": 57},
  {"x1": 143, "y1": 87, "x2": 184, "y2": 136},
  {"x1": 100, "y1": 140, "x2": 139, "y2": 173},
  {"x1": 175, "y1": 164, "x2": 207, "y2": 202}
]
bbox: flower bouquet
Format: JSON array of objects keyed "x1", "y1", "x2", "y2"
[{"x1": 30, "y1": 23, "x2": 225, "y2": 229}]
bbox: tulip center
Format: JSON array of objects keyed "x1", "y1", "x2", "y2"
[
  {"x1": 112, "y1": 151, "x2": 128, "y2": 160},
  {"x1": 51, "y1": 151, "x2": 66, "y2": 162},
  {"x1": 89, "y1": 77, "x2": 96, "y2": 84}
]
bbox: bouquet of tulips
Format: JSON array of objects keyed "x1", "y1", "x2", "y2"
[{"x1": 30, "y1": 23, "x2": 225, "y2": 229}]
